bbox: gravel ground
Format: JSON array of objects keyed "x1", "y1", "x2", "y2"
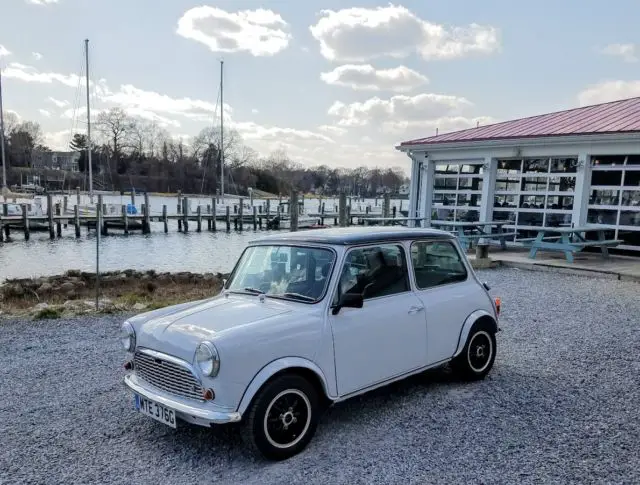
[{"x1": 1, "y1": 267, "x2": 639, "y2": 485}]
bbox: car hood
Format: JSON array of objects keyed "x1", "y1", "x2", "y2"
[{"x1": 132, "y1": 294, "x2": 295, "y2": 360}]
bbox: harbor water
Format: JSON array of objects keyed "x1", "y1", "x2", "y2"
[{"x1": 0, "y1": 193, "x2": 406, "y2": 281}]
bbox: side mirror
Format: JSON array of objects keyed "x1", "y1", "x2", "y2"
[{"x1": 331, "y1": 292, "x2": 364, "y2": 315}]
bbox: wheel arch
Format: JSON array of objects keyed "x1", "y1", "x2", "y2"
[
  {"x1": 453, "y1": 310, "x2": 498, "y2": 358},
  {"x1": 237, "y1": 357, "x2": 333, "y2": 417}
]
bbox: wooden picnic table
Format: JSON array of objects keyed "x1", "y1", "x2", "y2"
[
  {"x1": 429, "y1": 220, "x2": 516, "y2": 250},
  {"x1": 511, "y1": 225, "x2": 623, "y2": 263},
  {"x1": 360, "y1": 216, "x2": 426, "y2": 226}
]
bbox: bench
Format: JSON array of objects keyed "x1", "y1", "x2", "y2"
[{"x1": 523, "y1": 226, "x2": 622, "y2": 262}]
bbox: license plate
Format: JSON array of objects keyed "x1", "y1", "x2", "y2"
[{"x1": 134, "y1": 394, "x2": 177, "y2": 428}]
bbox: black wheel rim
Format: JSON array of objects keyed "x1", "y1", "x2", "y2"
[
  {"x1": 264, "y1": 390, "x2": 311, "y2": 449},
  {"x1": 467, "y1": 331, "x2": 492, "y2": 373}
]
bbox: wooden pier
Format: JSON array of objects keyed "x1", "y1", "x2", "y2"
[{"x1": 0, "y1": 192, "x2": 401, "y2": 243}]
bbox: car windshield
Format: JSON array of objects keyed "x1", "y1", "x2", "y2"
[{"x1": 226, "y1": 245, "x2": 336, "y2": 303}]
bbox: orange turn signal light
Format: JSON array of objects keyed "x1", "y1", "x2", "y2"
[
  {"x1": 495, "y1": 297, "x2": 501, "y2": 315},
  {"x1": 203, "y1": 389, "x2": 215, "y2": 401}
]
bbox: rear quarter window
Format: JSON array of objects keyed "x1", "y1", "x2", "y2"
[{"x1": 410, "y1": 240, "x2": 468, "y2": 289}]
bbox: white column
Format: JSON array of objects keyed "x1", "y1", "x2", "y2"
[
  {"x1": 479, "y1": 157, "x2": 497, "y2": 222},
  {"x1": 572, "y1": 153, "x2": 592, "y2": 226},
  {"x1": 419, "y1": 158, "x2": 435, "y2": 227},
  {"x1": 406, "y1": 155, "x2": 419, "y2": 227}
]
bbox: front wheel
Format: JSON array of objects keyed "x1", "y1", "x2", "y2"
[
  {"x1": 241, "y1": 374, "x2": 319, "y2": 461},
  {"x1": 451, "y1": 323, "x2": 497, "y2": 380}
]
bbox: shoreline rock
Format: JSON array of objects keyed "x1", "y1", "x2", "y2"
[{"x1": 0, "y1": 269, "x2": 229, "y2": 320}]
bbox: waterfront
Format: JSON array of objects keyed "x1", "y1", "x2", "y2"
[{"x1": 0, "y1": 226, "x2": 258, "y2": 281}]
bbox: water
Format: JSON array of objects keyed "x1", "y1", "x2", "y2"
[{"x1": 0, "y1": 194, "x2": 407, "y2": 281}]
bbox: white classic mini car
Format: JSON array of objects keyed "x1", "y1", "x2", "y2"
[{"x1": 121, "y1": 227, "x2": 501, "y2": 460}]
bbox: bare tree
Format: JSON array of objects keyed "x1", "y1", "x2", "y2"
[{"x1": 96, "y1": 107, "x2": 132, "y2": 160}]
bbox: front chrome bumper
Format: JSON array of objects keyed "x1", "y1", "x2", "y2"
[{"x1": 124, "y1": 374, "x2": 241, "y2": 425}]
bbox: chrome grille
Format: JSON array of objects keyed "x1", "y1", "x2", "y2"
[{"x1": 133, "y1": 351, "x2": 204, "y2": 401}]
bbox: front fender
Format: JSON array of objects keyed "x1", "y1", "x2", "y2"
[
  {"x1": 236, "y1": 357, "x2": 334, "y2": 416},
  {"x1": 453, "y1": 310, "x2": 497, "y2": 358}
]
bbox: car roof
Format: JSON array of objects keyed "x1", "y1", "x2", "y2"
[{"x1": 249, "y1": 226, "x2": 455, "y2": 246}]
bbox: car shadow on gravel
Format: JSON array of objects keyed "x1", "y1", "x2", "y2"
[{"x1": 152, "y1": 364, "x2": 471, "y2": 461}]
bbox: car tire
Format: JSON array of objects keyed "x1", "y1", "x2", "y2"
[
  {"x1": 451, "y1": 321, "x2": 497, "y2": 381},
  {"x1": 241, "y1": 374, "x2": 320, "y2": 461}
]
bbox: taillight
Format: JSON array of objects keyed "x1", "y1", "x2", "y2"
[{"x1": 494, "y1": 297, "x2": 501, "y2": 316}]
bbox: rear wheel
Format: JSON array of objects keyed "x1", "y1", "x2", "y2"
[
  {"x1": 452, "y1": 322, "x2": 496, "y2": 380},
  {"x1": 241, "y1": 374, "x2": 319, "y2": 460}
]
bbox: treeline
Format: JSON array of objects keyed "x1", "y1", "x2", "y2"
[{"x1": 1, "y1": 107, "x2": 408, "y2": 196}]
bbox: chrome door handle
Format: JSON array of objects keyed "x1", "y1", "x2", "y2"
[{"x1": 408, "y1": 306, "x2": 424, "y2": 314}]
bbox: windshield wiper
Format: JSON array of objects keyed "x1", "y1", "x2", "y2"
[
  {"x1": 242, "y1": 287, "x2": 265, "y2": 294},
  {"x1": 281, "y1": 292, "x2": 316, "y2": 302}
]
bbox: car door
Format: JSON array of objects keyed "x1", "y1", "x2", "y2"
[
  {"x1": 328, "y1": 243, "x2": 428, "y2": 396},
  {"x1": 410, "y1": 239, "x2": 482, "y2": 364}
]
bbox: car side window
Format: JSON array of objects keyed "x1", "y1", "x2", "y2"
[
  {"x1": 334, "y1": 244, "x2": 410, "y2": 304},
  {"x1": 411, "y1": 240, "x2": 468, "y2": 289}
]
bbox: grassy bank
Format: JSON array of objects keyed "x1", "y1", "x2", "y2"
[{"x1": 0, "y1": 269, "x2": 227, "y2": 319}]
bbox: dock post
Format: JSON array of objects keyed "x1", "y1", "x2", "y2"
[
  {"x1": 238, "y1": 198, "x2": 244, "y2": 231},
  {"x1": 383, "y1": 193, "x2": 391, "y2": 220},
  {"x1": 22, "y1": 204, "x2": 30, "y2": 241},
  {"x1": 143, "y1": 192, "x2": 151, "y2": 234},
  {"x1": 177, "y1": 196, "x2": 182, "y2": 232},
  {"x1": 76, "y1": 187, "x2": 81, "y2": 208},
  {"x1": 206, "y1": 205, "x2": 212, "y2": 231},
  {"x1": 225, "y1": 206, "x2": 231, "y2": 231},
  {"x1": 122, "y1": 205, "x2": 129, "y2": 235},
  {"x1": 2, "y1": 204, "x2": 9, "y2": 239},
  {"x1": 212, "y1": 199, "x2": 217, "y2": 231},
  {"x1": 63, "y1": 196, "x2": 68, "y2": 228},
  {"x1": 290, "y1": 190, "x2": 299, "y2": 232},
  {"x1": 182, "y1": 197, "x2": 189, "y2": 232},
  {"x1": 266, "y1": 199, "x2": 271, "y2": 218},
  {"x1": 0, "y1": 210, "x2": 4, "y2": 242},
  {"x1": 55, "y1": 203, "x2": 62, "y2": 237},
  {"x1": 131, "y1": 190, "x2": 136, "y2": 208},
  {"x1": 197, "y1": 206, "x2": 202, "y2": 232},
  {"x1": 347, "y1": 204, "x2": 352, "y2": 226},
  {"x1": 162, "y1": 205, "x2": 168, "y2": 233},
  {"x1": 97, "y1": 195, "x2": 107, "y2": 236},
  {"x1": 252, "y1": 206, "x2": 257, "y2": 230},
  {"x1": 74, "y1": 205, "x2": 81, "y2": 238},
  {"x1": 47, "y1": 194, "x2": 55, "y2": 239},
  {"x1": 392, "y1": 206, "x2": 397, "y2": 221},
  {"x1": 338, "y1": 192, "x2": 347, "y2": 227}
]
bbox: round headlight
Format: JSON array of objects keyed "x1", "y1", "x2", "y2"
[
  {"x1": 120, "y1": 321, "x2": 135, "y2": 352},
  {"x1": 196, "y1": 341, "x2": 220, "y2": 377}
]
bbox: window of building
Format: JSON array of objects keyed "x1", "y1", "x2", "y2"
[
  {"x1": 432, "y1": 161, "x2": 484, "y2": 222},
  {"x1": 410, "y1": 241, "x2": 467, "y2": 289},
  {"x1": 588, "y1": 155, "x2": 640, "y2": 248}
]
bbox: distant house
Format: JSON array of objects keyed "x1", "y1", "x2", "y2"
[{"x1": 32, "y1": 150, "x2": 80, "y2": 172}]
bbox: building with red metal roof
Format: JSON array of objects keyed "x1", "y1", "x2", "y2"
[{"x1": 396, "y1": 97, "x2": 640, "y2": 252}]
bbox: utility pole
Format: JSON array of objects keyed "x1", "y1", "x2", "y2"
[
  {"x1": 220, "y1": 59, "x2": 224, "y2": 202},
  {"x1": 0, "y1": 66, "x2": 7, "y2": 194},
  {"x1": 85, "y1": 39, "x2": 93, "y2": 202}
]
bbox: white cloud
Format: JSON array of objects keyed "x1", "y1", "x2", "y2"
[
  {"x1": 251, "y1": 108, "x2": 259, "y2": 114},
  {"x1": 48, "y1": 97, "x2": 70, "y2": 108},
  {"x1": 318, "y1": 124, "x2": 348, "y2": 136},
  {"x1": 2, "y1": 62, "x2": 81, "y2": 87},
  {"x1": 321, "y1": 64, "x2": 428, "y2": 92},
  {"x1": 328, "y1": 93, "x2": 473, "y2": 129},
  {"x1": 27, "y1": 0, "x2": 59, "y2": 5},
  {"x1": 0, "y1": 45, "x2": 10, "y2": 57},
  {"x1": 32, "y1": 52, "x2": 43, "y2": 61},
  {"x1": 43, "y1": 129, "x2": 73, "y2": 151},
  {"x1": 578, "y1": 80, "x2": 640, "y2": 106},
  {"x1": 38, "y1": 109, "x2": 52, "y2": 117},
  {"x1": 599, "y1": 43, "x2": 638, "y2": 63},
  {"x1": 310, "y1": 5, "x2": 499, "y2": 62},
  {"x1": 177, "y1": 6, "x2": 291, "y2": 56}
]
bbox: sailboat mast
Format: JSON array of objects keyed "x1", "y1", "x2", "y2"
[
  {"x1": 0, "y1": 66, "x2": 7, "y2": 192},
  {"x1": 85, "y1": 39, "x2": 93, "y2": 201},
  {"x1": 220, "y1": 59, "x2": 224, "y2": 202}
]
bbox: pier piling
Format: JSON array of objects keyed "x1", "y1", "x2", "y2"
[
  {"x1": 197, "y1": 206, "x2": 202, "y2": 232},
  {"x1": 162, "y1": 205, "x2": 168, "y2": 233},
  {"x1": 212, "y1": 199, "x2": 217, "y2": 231},
  {"x1": 47, "y1": 194, "x2": 54, "y2": 239},
  {"x1": 22, "y1": 204, "x2": 29, "y2": 241},
  {"x1": 74, "y1": 205, "x2": 81, "y2": 238},
  {"x1": 225, "y1": 206, "x2": 231, "y2": 231}
]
